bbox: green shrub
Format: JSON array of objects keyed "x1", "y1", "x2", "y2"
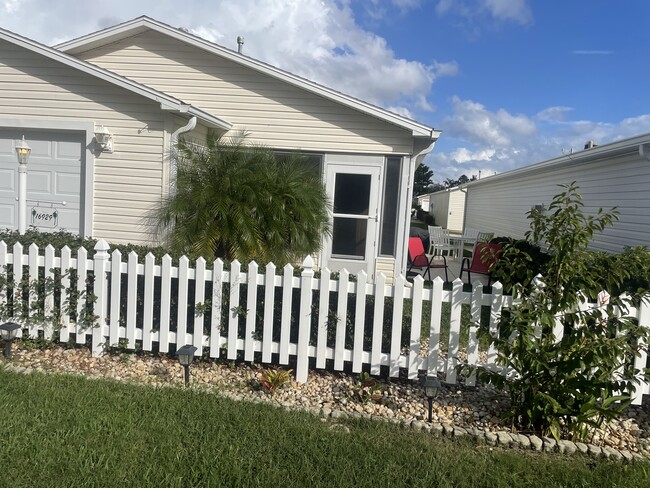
[{"x1": 467, "y1": 183, "x2": 650, "y2": 441}]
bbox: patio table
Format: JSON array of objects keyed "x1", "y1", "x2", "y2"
[{"x1": 448, "y1": 234, "x2": 475, "y2": 260}]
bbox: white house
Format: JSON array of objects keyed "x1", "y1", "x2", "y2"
[
  {"x1": 427, "y1": 186, "x2": 466, "y2": 233},
  {"x1": 463, "y1": 133, "x2": 650, "y2": 252},
  {"x1": 0, "y1": 16, "x2": 441, "y2": 280}
]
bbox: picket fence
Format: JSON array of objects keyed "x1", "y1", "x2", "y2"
[{"x1": 1, "y1": 239, "x2": 649, "y2": 404}]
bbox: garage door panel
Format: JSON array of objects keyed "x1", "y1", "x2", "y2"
[
  {"x1": 28, "y1": 139, "x2": 53, "y2": 159},
  {"x1": 0, "y1": 204, "x2": 14, "y2": 227},
  {"x1": 0, "y1": 139, "x2": 13, "y2": 156},
  {"x1": 57, "y1": 140, "x2": 83, "y2": 159},
  {"x1": 55, "y1": 173, "x2": 80, "y2": 197},
  {"x1": 27, "y1": 171, "x2": 52, "y2": 194}
]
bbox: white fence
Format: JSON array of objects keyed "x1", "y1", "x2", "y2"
[{"x1": 1, "y1": 239, "x2": 649, "y2": 404}]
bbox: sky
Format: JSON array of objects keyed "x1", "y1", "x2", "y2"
[{"x1": 2, "y1": 0, "x2": 649, "y2": 183}]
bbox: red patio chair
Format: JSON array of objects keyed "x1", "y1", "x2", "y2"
[
  {"x1": 407, "y1": 237, "x2": 448, "y2": 282},
  {"x1": 460, "y1": 242, "x2": 501, "y2": 285}
]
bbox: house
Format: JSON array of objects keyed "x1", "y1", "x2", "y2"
[
  {"x1": 0, "y1": 16, "x2": 441, "y2": 280},
  {"x1": 427, "y1": 186, "x2": 466, "y2": 233},
  {"x1": 462, "y1": 133, "x2": 650, "y2": 252}
]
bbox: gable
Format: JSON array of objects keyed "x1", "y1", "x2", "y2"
[{"x1": 73, "y1": 30, "x2": 417, "y2": 154}]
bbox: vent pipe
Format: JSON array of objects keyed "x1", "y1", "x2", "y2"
[
  {"x1": 584, "y1": 140, "x2": 598, "y2": 149},
  {"x1": 237, "y1": 36, "x2": 244, "y2": 54}
]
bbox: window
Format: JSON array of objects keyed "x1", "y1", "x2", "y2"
[{"x1": 379, "y1": 156, "x2": 402, "y2": 256}]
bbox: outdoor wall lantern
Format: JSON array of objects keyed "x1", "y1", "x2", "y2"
[
  {"x1": 94, "y1": 125, "x2": 114, "y2": 153},
  {"x1": 15, "y1": 135, "x2": 31, "y2": 165},
  {"x1": 422, "y1": 375, "x2": 441, "y2": 423},
  {"x1": 0, "y1": 322, "x2": 21, "y2": 358},
  {"x1": 177, "y1": 344, "x2": 198, "y2": 387}
]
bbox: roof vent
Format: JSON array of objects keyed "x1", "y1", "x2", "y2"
[
  {"x1": 237, "y1": 36, "x2": 244, "y2": 54},
  {"x1": 584, "y1": 140, "x2": 598, "y2": 149},
  {"x1": 178, "y1": 27, "x2": 189, "y2": 33}
]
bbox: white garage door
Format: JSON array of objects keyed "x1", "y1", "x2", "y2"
[{"x1": 0, "y1": 129, "x2": 83, "y2": 234}]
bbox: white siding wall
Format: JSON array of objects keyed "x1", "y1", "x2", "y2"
[
  {"x1": 0, "y1": 39, "x2": 168, "y2": 245},
  {"x1": 429, "y1": 191, "x2": 449, "y2": 229},
  {"x1": 75, "y1": 30, "x2": 414, "y2": 154},
  {"x1": 464, "y1": 152, "x2": 650, "y2": 252},
  {"x1": 447, "y1": 190, "x2": 466, "y2": 233}
]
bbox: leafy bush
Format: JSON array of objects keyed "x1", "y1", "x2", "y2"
[
  {"x1": 258, "y1": 368, "x2": 293, "y2": 395},
  {"x1": 467, "y1": 183, "x2": 650, "y2": 441}
]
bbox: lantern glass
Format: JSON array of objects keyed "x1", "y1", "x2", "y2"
[
  {"x1": 94, "y1": 125, "x2": 111, "y2": 144},
  {"x1": 15, "y1": 136, "x2": 31, "y2": 165},
  {"x1": 0, "y1": 322, "x2": 20, "y2": 341},
  {"x1": 422, "y1": 376, "x2": 441, "y2": 399},
  {"x1": 177, "y1": 344, "x2": 197, "y2": 366}
]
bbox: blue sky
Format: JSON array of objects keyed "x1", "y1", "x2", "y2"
[{"x1": 2, "y1": 0, "x2": 649, "y2": 182}]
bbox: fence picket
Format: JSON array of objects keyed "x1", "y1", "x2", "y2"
[
  {"x1": 334, "y1": 269, "x2": 350, "y2": 371},
  {"x1": 109, "y1": 249, "x2": 123, "y2": 348},
  {"x1": 466, "y1": 281, "x2": 483, "y2": 386},
  {"x1": 315, "y1": 267, "x2": 331, "y2": 369},
  {"x1": 446, "y1": 279, "x2": 464, "y2": 384},
  {"x1": 279, "y1": 263, "x2": 294, "y2": 365},
  {"x1": 28, "y1": 243, "x2": 39, "y2": 337},
  {"x1": 352, "y1": 271, "x2": 368, "y2": 374},
  {"x1": 244, "y1": 261, "x2": 258, "y2": 362},
  {"x1": 0, "y1": 241, "x2": 6, "y2": 311},
  {"x1": 209, "y1": 258, "x2": 224, "y2": 358},
  {"x1": 227, "y1": 260, "x2": 241, "y2": 359},
  {"x1": 488, "y1": 282, "x2": 504, "y2": 371},
  {"x1": 194, "y1": 257, "x2": 207, "y2": 353},
  {"x1": 177, "y1": 256, "x2": 190, "y2": 348},
  {"x1": 409, "y1": 276, "x2": 425, "y2": 380},
  {"x1": 296, "y1": 257, "x2": 314, "y2": 382},
  {"x1": 43, "y1": 245, "x2": 55, "y2": 340},
  {"x1": 142, "y1": 253, "x2": 156, "y2": 352},
  {"x1": 427, "y1": 277, "x2": 444, "y2": 376},
  {"x1": 370, "y1": 272, "x2": 386, "y2": 375},
  {"x1": 262, "y1": 262, "x2": 275, "y2": 363},
  {"x1": 159, "y1": 255, "x2": 172, "y2": 353},
  {"x1": 92, "y1": 239, "x2": 110, "y2": 356},
  {"x1": 390, "y1": 274, "x2": 405, "y2": 377},
  {"x1": 59, "y1": 246, "x2": 71, "y2": 343},
  {"x1": 125, "y1": 251, "x2": 138, "y2": 349},
  {"x1": 76, "y1": 246, "x2": 88, "y2": 345},
  {"x1": 633, "y1": 297, "x2": 650, "y2": 405}
]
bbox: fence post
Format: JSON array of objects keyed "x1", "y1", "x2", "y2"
[
  {"x1": 295, "y1": 256, "x2": 314, "y2": 383},
  {"x1": 92, "y1": 239, "x2": 110, "y2": 357}
]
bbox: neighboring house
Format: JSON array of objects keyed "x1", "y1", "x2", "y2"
[
  {"x1": 415, "y1": 193, "x2": 431, "y2": 212},
  {"x1": 427, "y1": 186, "x2": 466, "y2": 233},
  {"x1": 463, "y1": 133, "x2": 650, "y2": 252},
  {"x1": 0, "y1": 17, "x2": 441, "y2": 280}
]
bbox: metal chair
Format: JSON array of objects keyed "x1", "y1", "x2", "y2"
[
  {"x1": 407, "y1": 237, "x2": 448, "y2": 282},
  {"x1": 460, "y1": 242, "x2": 501, "y2": 285}
]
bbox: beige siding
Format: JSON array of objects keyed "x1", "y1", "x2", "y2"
[
  {"x1": 375, "y1": 257, "x2": 395, "y2": 284},
  {"x1": 464, "y1": 153, "x2": 650, "y2": 252},
  {"x1": 447, "y1": 190, "x2": 466, "y2": 233},
  {"x1": 0, "y1": 39, "x2": 167, "y2": 245},
  {"x1": 75, "y1": 31, "x2": 414, "y2": 154},
  {"x1": 429, "y1": 191, "x2": 449, "y2": 229}
]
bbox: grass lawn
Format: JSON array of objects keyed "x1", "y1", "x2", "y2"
[{"x1": 0, "y1": 369, "x2": 648, "y2": 488}]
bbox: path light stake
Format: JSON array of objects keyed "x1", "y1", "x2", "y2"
[
  {"x1": 177, "y1": 345, "x2": 198, "y2": 387},
  {"x1": 422, "y1": 376, "x2": 441, "y2": 423},
  {"x1": 0, "y1": 322, "x2": 21, "y2": 358}
]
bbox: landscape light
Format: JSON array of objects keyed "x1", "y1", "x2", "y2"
[
  {"x1": 422, "y1": 375, "x2": 441, "y2": 423},
  {"x1": 177, "y1": 344, "x2": 198, "y2": 387},
  {"x1": 0, "y1": 322, "x2": 21, "y2": 358}
]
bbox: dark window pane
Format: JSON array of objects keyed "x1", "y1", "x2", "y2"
[
  {"x1": 274, "y1": 151, "x2": 323, "y2": 179},
  {"x1": 332, "y1": 217, "x2": 367, "y2": 258},
  {"x1": 334, "y1": 173, "x2": 371, "y2": 215},
  {"x1": 380, "y1": 157, "x2": 402, "y2": 256}
]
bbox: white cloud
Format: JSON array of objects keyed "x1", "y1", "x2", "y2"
[
  {"x1": 2, "y1": 0, "x2": 21, "y2": 13},
  {"x1": 427, "y1": 98, "x2": 650, "y2": 182},
  {"x1": 572, "y1": 50, "x2": 613, "y2": 55},
  {"x1": 436, "y1": 0, "x2": 532, "y2": 25},
  {"x1": 0, "y1": 0, "x2": 455, "y2": 118}
]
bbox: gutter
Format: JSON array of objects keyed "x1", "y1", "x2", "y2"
[{"x1": 169, "y1": 116, "x2": 197, "y2": 195}]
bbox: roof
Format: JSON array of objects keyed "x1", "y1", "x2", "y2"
[
  {"x1": 462, "y1": 132, "x2": 650, "y2": 189},
  {"x1": 55, "y1": 16, "x2": 440, "y2": 140},
  {"x1": 0, "y1": 26, "x2": 232, "y2": 131}
]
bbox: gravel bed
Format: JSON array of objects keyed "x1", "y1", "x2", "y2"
[{"x1": 4, "y1": 344, "x2": 650, "y2": 461}]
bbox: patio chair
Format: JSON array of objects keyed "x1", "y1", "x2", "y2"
[
  {"x1": 459, "y1": 242, "x2": 501, "y2": 285},
  {"x1": 466, "y1": 231, "x2": 495, "y2": 260},
  {"x1": 428, "y1": 226, "x2": 454, "y2": 258},
  {"x1": 407, "y1": 237, "x2": 448, "y2": 282}
]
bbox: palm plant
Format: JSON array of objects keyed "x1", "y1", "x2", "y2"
[{"x1": 151, "y1": 132, "x2": 331, "y2": 264}]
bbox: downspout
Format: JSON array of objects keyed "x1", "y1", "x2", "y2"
[
  {"x1": 169, "y1": 116, "x2": 197, "y2": 195},
  {"x1": 400, "y1": 135, "x2": 437, "y2": 276},
  {"x1": 640, "y1": 143, "x2": 650, "y2": 161}
]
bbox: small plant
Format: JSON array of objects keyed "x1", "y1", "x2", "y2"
[
  {"x1": 259, "y1": 368, "x2": 293, "y2": 395},
  {"x1": 351, "y1": 372, "x2": 385, "y2": 404}
]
